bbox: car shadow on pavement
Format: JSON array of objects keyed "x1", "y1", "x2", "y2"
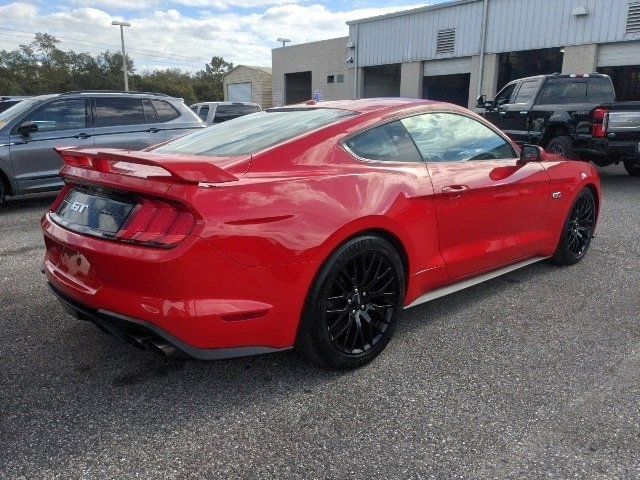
[{"x1": 1, "y1": 193, "x2": 58, "y2": 212}]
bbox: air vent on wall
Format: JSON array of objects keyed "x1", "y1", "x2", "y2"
[
  {"x1": 437, "y1": 28, "x2": 456, "y2": 54},
  {"x1": 627, "y1": 2, "x2": 640, "y2": 34}
]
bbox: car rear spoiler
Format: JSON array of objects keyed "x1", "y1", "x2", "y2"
[{"x1": 55, "y1": 147, "x2": 239, "y2": 184}]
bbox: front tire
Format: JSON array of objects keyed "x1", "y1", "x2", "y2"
[
  {"x1": 623, "y1": 159, "x2": 640, "y2": 177},
  {"x1": 552, "y1": 189, "x2": 596, "y2": 266},
  {"x1": 296, "y1": 235, "x2": 405, "y2": 370},
  {"x1": 547, "y1": 136, "x2": 578, "y2": 160}
]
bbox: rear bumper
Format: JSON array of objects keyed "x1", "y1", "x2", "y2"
[
  {"x1": 42, "y1": 212, "x2": 313, "y2": 354},
  {"x1": 48, "y1": 283, "x2": 287, "y2": 360},
  {"x1": 575, "y1": 138, "x2": 640, "y2": 159}
]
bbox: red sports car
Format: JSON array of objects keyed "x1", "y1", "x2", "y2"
[{"x1": 42, "y1": 99, "x2": 601, "y2": 369}]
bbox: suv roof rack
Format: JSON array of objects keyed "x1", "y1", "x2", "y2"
[{"x1": 60, "y1": 90, "x2": 172, "y2": 97}]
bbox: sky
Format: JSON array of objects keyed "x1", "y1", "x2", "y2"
[{"x1": 0, "y1": 0, "x2": 450, "y2": 73}]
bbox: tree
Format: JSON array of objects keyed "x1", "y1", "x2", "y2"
[
  {"x1": 193, "y1": 56, "x2": 234, "y2": 102},
  {"x1": 0, "y1": 34, "x2": 234, "y2": 103}
]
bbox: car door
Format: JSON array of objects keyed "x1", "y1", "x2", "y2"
[
  {"x1": 486, "y1": 80, "x2": 542, "y2": 144},
  {"x1": 401, "y1": 112, "x2": 550, "y2": 279},
  {"x1": 9, "y1": 97, "x2": 92, "y2": 194},
  {"x1": 92, "y1": 96, "x2": 164, "y2": 150}
]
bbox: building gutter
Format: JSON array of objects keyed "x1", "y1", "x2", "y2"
[{"x1": 476, "y1": 0, "x2": 489, "y2": 99}]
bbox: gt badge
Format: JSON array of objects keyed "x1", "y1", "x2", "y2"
[{"x1": 552, "y1": 192, "x2": 562, "y2": 199}]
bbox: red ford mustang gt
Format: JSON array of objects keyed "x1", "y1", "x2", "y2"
[{"x1": 42, "y1": 99, "x2": 601, "y2": 369}]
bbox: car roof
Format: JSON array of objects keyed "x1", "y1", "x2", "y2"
[
  {"x1": 192, "y1": 102, "x2": 259, "y2": 106},
  {"x1": 508, "y1": 73, "x2": 611, "y2": 84},
  {"x1": 272, "y1": 98, "x2": 453, "y2": 115},
  {"x1": 26, "y1": 92, "x2": 181, "y2": 101}
]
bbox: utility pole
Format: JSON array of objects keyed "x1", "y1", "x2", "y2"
[{"x1": 111, "y1": 21, "x2": 131, "y2": 91}]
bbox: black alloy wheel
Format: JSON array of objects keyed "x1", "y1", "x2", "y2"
[
  {"x1": 296, "y1": 235, "x2": 405, "y2": 369},
  {"x1": 325, "y1": 251, "x2": 400, "y2": 355},
  {"x1": 553, "y1": 189, "x2": 596, "y2": 265}
]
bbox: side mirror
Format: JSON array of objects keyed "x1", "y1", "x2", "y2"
[
  {"x1": 17, "y1": 121, "x2": 38, "y2": 136},
  {"x1": 519, "y1": 144, "x2": 543, "y2": 164},
  {"x1": 476, "y1": 95, "x2": 488, "y2": 109}
]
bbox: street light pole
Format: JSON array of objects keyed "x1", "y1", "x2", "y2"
[
  {"x1": 111, "y1": 21, "x2": 131, "y2": 91},
  {"x1": 276, "y1": 37, "x2": 291, "y2": 48}
]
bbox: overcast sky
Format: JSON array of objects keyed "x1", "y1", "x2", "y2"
[{"x1": 0, "y1": 1, "x2": 450, "y2": 73}]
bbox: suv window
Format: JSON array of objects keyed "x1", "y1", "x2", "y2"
[
  {"x1": 26, "y1": 99, "x2": 87, "y2": 132},
  {"x1": 494, "y1": 83, "x2": 517, "y2": 105},
  {"x1": 401, "y1": 113, "x2": 515, "y2": 162},
  {"x1": 214, "y1": 104, "x2": 260, "y2": 123},
  {"x1": 344, "y1": 120, "x2": 422, "y2": 163},
  {"x1": 538, "y1": 77, "x2": 615, "y2": 105},
  {"x1": 514, "y1": 80, "x2": 540, "y2": 104},
  {"x1": 95, "y1": 97, "x2": 146, "y2": 127},
  {"x1": 151, "y1": 100, "x2": 180, "y2": 122},
  {"x1": 198, "y1": 105, "x2": 209, "y2": 121},
  {"x1": 142, "y1": 99, "x2": 158, "y2": 123}
]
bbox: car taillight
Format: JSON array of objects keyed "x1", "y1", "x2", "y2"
[
  {"x1": 593, "y1": 108, "x2": 609, "y2": 138},
  {"x1": 116, "y1": 198, "x2": 195, "y2": 247}
]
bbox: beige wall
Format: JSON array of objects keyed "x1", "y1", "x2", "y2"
[
  {"x1": 468, "y1": 53, "x2": 499, "y2": 109},
  {"x1": 562, "y1": 44, "x2": 598, "y2": 74},
  {"x1": 223, "y1": 66, "x2": 273, "y2": 108},
  {"x1": 400, "y1": 61, "x2": 423, "y2": 98},
  {"x1": 272, "y1": 37, "x2": 353, "y2": 105}
]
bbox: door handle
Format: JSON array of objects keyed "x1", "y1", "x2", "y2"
[
  {"x1": 146, "y1": 127, "x2": 160, "y2": 133},
  {"x1": 74, "y1": 133, "x2": 92, "y2": 139},
  {"x1": 498, "y1": 111, "x2": 507, "y2": 116},
  {"x1": 442, "y1": 185, "x2": 469, "y2": 197}
]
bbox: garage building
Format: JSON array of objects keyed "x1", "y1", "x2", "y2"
[
  {"x1": 223, "y1": 65, "x2": 273, "y2": 108},
  {"x1": 272, "y1": 0, "x2": 640, "y2": 108}
]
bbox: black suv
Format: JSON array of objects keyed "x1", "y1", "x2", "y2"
[
  {"x1": 476, "y1": 73, "x2": 640, "y2": 176},
  {"x1": 0, "y1": 91, "x2": 205, "y2": 203}
]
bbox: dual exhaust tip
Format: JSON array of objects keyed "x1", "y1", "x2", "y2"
[{"x1": 123, "y1": 332, "x2": 177, "y2": 357}]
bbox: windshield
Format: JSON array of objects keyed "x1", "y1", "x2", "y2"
[
  {"x1": 155, "y1": 108, "x2": 356, "y2": 156},
  {"x1": 0, "y1": 98, "x2": 40, "y2": 129}
]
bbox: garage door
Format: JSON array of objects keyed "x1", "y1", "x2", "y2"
[
  {"x1": 228, "y1": 82, "x2": 252, "y2": 103},
  {"x1": 598, "y1": 41, "x2": 640, "y2": 67},
  {"x1": 423, "y1": 57, "x2": 472, "y2": 77}
]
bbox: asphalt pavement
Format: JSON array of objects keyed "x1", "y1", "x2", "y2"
[{"x1": 1, "y1": 165, "x2": 639, "y2": 479}]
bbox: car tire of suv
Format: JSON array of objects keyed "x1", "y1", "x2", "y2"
[
  {"x1": 552, "y1": 188, "x2": 596, "y2": 266},
  {"x1": 296, "y1": 235, "x2": 405, "y2": 370},
  {"x1": 547, "y1": 136, "x2": 579, "y2": 160},
  {"x1": 623, "y1": 160, "x2": 640, "y2": 177}
]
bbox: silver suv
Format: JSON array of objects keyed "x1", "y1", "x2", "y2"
[{"x1": 0, "y1": 91, "x2": 205, "y2": 204}]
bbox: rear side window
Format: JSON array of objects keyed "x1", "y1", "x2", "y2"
[
  {"x1": 151, "y1": 100, "x2": 180, "y2": 122},
  {"x1": 514, "y1": 80, "x2": 540, "y2": 104},
  {"x1": 198, "y1": 106, "x2": 209, "y2": 121},
  {"x1": 538, "y1": 77, "x2": 615, "y2": 105},
  {"x1": 95, "y1": 97, "x2": 146, "y2": 127},
  {"x1": 344, "y1": 121, "x2": 423, "y2": 163},
  {"x1": 214, "y1": 104, "x2": 260, "y2": 122},
  {"x1": 401, "y1": 113, "x2": 515, "y2": 162},
  {"x1": 142, "y1": 99, "x2": 158, "y2": 123},
  {"x1": 26, "y1": 99, "x2": 88, "y2": 132}
]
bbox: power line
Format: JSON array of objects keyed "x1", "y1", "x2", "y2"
[{"x1": 0, "y1": 27, "x2": 212, "y2": 65}]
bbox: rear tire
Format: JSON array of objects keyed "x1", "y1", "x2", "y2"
[
  {"x1": 552, "y1": 188, "x2": 596, "y2": 266},
  {"x1": 547, "y1": 136, "x2": 578, "y2": 160},
  {"x1": 623, "y1": 159, "x2": 640, "y2": 177},
  {"x1": 296, "y1": 235, "x2": 405, "y2": 370}
]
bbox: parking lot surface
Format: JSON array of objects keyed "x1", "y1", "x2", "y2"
[{"x1": 1, "y1": 165, "x2": 638, "y2": 479}]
